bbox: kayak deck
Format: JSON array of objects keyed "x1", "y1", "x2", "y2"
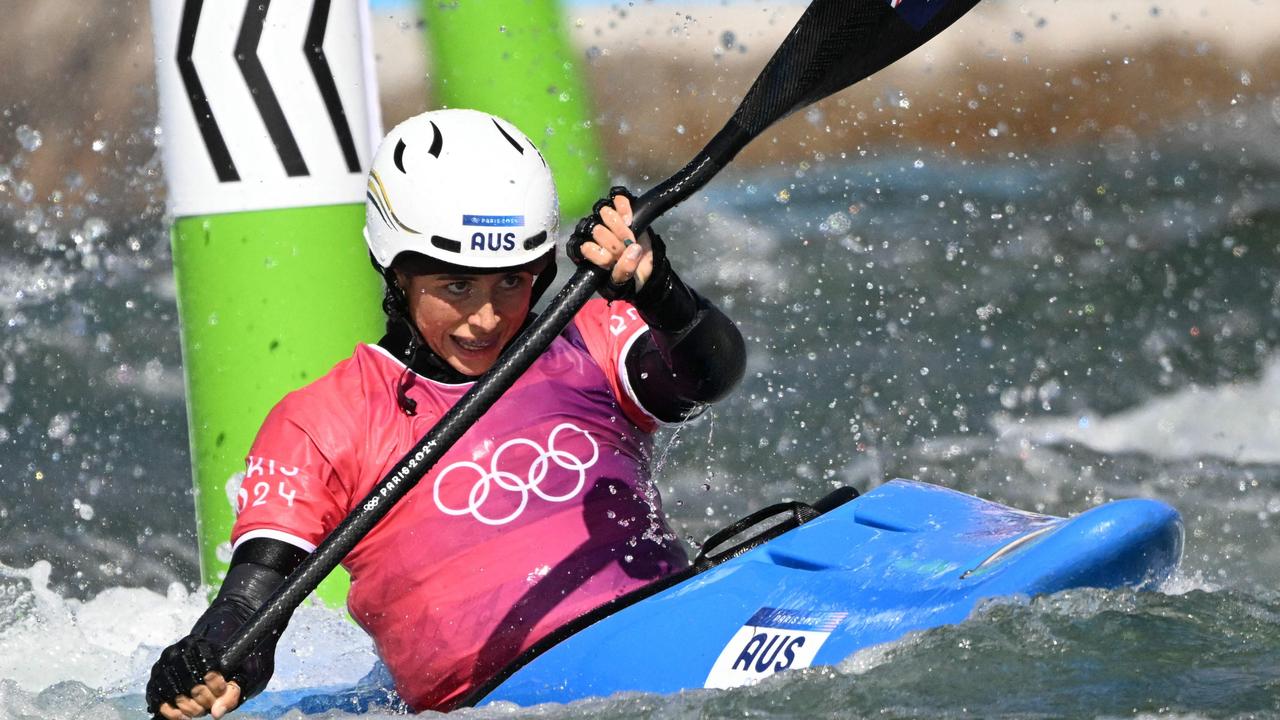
[
  {"x1": 477, "y1": 480, "x2": 1182, "y2": 705},
  {"x1": 243, "y1": 480, "x2": 1182, "y2": 714}
]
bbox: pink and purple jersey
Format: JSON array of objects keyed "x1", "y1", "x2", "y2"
[{"x1": 230, "y1": 299, "x2": 688, "y2": 710}]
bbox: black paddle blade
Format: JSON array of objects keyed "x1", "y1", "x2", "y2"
[
  {"x1": 736, "y1": 0, "x2": 981, "y2": 135},
  {"x1": 631, "y1": 0, "x2": 981, "y2": 231}
]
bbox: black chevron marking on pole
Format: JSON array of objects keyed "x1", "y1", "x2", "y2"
[
  {"x1": 177, "y1": 0, "x2": 239, "y2": 182},
  {"x1": 305, "y1": 0, "x2": 360, "y2": 173},
  {"x1": 236, "y1": 0, "x2": 310, "y2": 177}
]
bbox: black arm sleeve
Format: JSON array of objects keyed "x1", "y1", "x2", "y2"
[
  {"x1": 624, "y1": 262, "x2": 746, "y2": 423},
  {"x1": 193, "y1": 538, "x2": 306, "y2": 698}
]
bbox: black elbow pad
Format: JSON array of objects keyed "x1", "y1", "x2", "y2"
[{"x1": 626, "y1": 298, "x2": 746, "y2": 422}]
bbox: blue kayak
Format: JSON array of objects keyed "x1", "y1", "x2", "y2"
[{"x1": 247, "y1": 480, "x2": 1182, "y2": 714}]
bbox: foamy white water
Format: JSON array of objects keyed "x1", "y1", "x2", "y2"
[
  {"x1": 0, "y1": 561, "x2": 377, "y2": 710},
  {"x1": 995, "y1": 356, "x2": 1280, "y2": 464}
]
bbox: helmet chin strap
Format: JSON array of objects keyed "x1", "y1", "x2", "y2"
[
  {"x1": 395, "y1": 341, "x2": 422, "y2": 416},
  {"x1": 377, "y1": 263, "x2": 426, "y2": 416},
  {"x1": 526, "y1": 247, "x2": 559, "y2": 309}
]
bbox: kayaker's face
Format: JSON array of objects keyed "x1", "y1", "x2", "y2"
[{"x1": 397, "y1": 270, "x2": 535, "y2": 377}]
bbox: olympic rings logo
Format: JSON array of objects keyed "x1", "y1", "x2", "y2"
[{"x1": 432, "y1": 423, "x2": 599, "y2": 526}]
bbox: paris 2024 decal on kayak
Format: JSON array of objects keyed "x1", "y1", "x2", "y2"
[{"x1": 705, "y1": 608, "x2": 850, "y2": 688}]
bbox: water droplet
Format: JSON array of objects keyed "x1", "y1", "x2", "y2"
[
  {"x1": 75, "y1": 500, "x2": 95, "y2": 521},
  {"x1": 999, "y1": 387, "x2": 1019, "y2": 409},
  {"x1": 0, "y1": 164, "x2": 10, "y2": 183},
  {"x1": 83, "y1": 217, "x2": 109, "y2": 241},
  {"x1": 775, "y1": 189, "x2": 791, "y2": 204},
  {"x1": 823, "y1": 211, "x2": 851, "y2": 235},
  {"x1": 20, "y1": 206, "x2": 43, "y2": 234},
  {"x1": 91, "y1": 138, "x2": 108, "y2": 153},
  {"x1": 144, "y1": 359, "x2": 165, "y2": 384},
  {"x1": 721, "y1": 30, "x2": 736, "y2": 49},
  {"x1": 48, "y1": 413, "x2": 71, "y2": 439},
  {"x1": 15, "y1": 125, "x2": 43, "y2": 152},
  {"x1": 913, "y1": 159, "x2": 925, "y2": 169}
]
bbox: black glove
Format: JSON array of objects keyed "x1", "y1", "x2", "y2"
[
  {"x1": 145, "y1": 558, "x2": 288, "y2": 715},
  {"x1": 145, "y1": 635, "x2": 221, "y2": 715},
  {"x1": 144, "y1": 615, "x2": 278, "y2": 716},
  {"x1": 567, "y1": 186, "x2": 671, "y2": 302}
]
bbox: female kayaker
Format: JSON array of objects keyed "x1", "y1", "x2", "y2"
[{"x1": 146, "y1": 109, "x2": 746, "y2": 718}]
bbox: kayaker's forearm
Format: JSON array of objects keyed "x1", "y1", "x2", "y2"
[
  {"x1": 191, "y1": 538, "x2": 305, "y2": 699},
  {"x1": 629, "y1": 267, "x2": 746, "y2": 421},
  {"x1": 192, "y1": 563, "x2": 277, "y2": 651},
  {"x1": 632, "y1": 255, "x2": 699, "y2": 332}
]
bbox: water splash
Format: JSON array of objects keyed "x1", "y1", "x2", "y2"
[
  {"x1": 995, "y1": 355, "x2": 1280, "y2": 464},
  {"x1": 0, "y1": 560, "x2": 199, "y2": 695},
  {"x1": 0, "y1": 560, "x2": 378, "y2": 718}
]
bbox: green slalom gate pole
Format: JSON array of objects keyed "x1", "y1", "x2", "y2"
[
  {"x1": 150, "y1": 0, "x2": 384, "y2": 606},
  {"x1": 422, "y1": 0, "x2": 604, "y2": 217}
]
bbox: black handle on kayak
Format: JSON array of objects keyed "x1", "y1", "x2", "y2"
[
  {"x1": 692, "y1": 485, "x2": 863, "y2": 569},
  {"x1": 693, "y1": 501, "x2": 818, "y2": 569}
]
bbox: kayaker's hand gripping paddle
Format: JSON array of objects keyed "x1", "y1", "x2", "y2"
[{"x1": 208, "y1": 0, "x2": 984, "y2": 700}]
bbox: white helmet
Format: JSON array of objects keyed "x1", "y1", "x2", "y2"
[{"x1": 365, "y1": 109, "x2": 558, "y2": 271}]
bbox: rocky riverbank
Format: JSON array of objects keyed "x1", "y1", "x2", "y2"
[{"x1": 2, "y1": 0, "x2": 1278, "y2": 238}]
